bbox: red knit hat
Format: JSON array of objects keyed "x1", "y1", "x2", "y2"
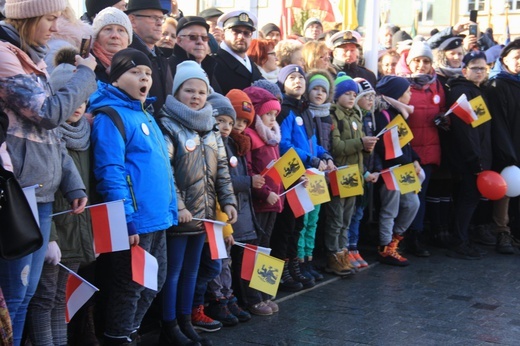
[
  {"x1": 243, "y1": 86, "x2": 281, "y2": 117},
  {"x1": 226, "y1": 89, "x2": 255, "y2": 126}
]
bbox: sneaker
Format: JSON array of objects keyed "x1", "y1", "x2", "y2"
[
  {"x1": 265, "y1": 300, "x2": 279, "y2": 313},
  {"x1": 496, "y1": 232, "x2": 516, "y2": 254},
  {"x1": 351, "y1": 250, "x2": 368, "y2": 268},
  {"x1": 347, "y1": 252, "x2": 361, "y2": 269},
  {"x1": 325, "y1": 253, "x2": 353, "y2": 276},
  {"x1": 248, "y1": 302, "x2": 273, "y2": 316},
  {"x1": 304, "y1": 257, "x2": 324, "y2": 281},
  {"x1": 446, "y1": 244, "x2": 482, "y2": 260},
  {"x1": 227, "y1": 296, "x2": 251, "y2": 322},
  {"x1": 471, "y1": 224, "x2": 496, "y2": 246},
  {"x1": 205, "y1": 298, "x2": 238, "y2": 327},
  {"x1": 191, "y1": 305, "x2": 223, "y2": 332},
  {"x1": 377, "y1": 245, "x2": 409, "y2": 266}
]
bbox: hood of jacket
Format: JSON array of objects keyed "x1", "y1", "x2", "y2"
[
  {"x1": 89, "y1": 81, "x2": 156, "y2": 113},
  {"x1": 305, "y1": 68, "x2": 335, "y2": 104}
]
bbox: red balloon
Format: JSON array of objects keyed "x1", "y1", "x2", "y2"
[{"x1": 477, "y1": 171, "x2": 508, "y2": 200}]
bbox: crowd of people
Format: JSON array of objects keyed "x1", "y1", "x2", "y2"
[{"x1": 0, "y1": 0, "x2": 518, "y2": 345}]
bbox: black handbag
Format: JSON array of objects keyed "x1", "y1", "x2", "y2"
[{"x1": 0, "y1": 165, "x2": 43, "y2": 260}]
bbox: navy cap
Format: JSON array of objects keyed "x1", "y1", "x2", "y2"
[
  {"x1": 176, "y1": 16, "x2": 209, "y2": 35},
  {"x1": 218, "y1": 10, "x2": 257, "y2": 31},
  {"x1": 199, "y1": 7, "x2": 223, "y2": 20}
]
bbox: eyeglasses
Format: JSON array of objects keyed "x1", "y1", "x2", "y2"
[
  {"x1": 267, "y1": 52, "x2": 276, "y2": 56},
  {"x1": 230, "y1": 28, "x2": 253, "y2": 38},
  {"x1": 178, "y1": 34, "x2": 210, "y2": 42},
  {"x1": 132, "y1": 14, "x2": 164, "y2": 24},
  {"x1": 362, "y1": 94, "x2": 375, "y2": 100},
  {"x1": 468, "y1": 67, "x2": 487, "y2": 72}
]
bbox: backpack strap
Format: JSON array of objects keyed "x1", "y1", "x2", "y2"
[{"x1": 93, "y1": 106, "x2": 126, "y2": 142}]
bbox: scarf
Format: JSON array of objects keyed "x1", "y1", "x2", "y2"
[
  {"x1": 92, "y1": 41, "x2": 115, "y2": 72},
  {"x1": 436, "y1": 65, "x2": 462, "y2": 80},
  {"x1": 308, "y1": 102, "x2": 331, "y2": 118},
  {"x1": 258, "y1": 65, "x2": 279, "y2": 83},
  {"x1": 254, "y1": 115, "x2": 281, "y2": 146},
  {"x1": 229, "y1": 131, "x2": 251, "y2": 156},
  {"x1": 0, "y1": 22, "x2": 47, "y2": 63},
  {"x1": 406, "y1": 72, "x2": 437, "y2": 89},
  {"x1": 59, "y1": 116, "x2": 90, "y2": 151},
  {"x1": 163, "y1": 95, "x2": 215, "y2": 132}
]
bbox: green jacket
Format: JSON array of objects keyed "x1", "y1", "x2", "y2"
[{"x1": 330, "y1": 103, "x2": 367, "y2": 173}]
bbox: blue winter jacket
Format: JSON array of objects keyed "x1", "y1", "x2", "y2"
[
  {"x1": 277, "y1": 96, "x2": 331, "y2": 167},
  {"x1": 89, "y1": 82, "x2": 177, "y2": 234}
]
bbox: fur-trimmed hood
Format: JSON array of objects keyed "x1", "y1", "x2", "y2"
[{"x1": 305, "y1": 68, "x2": 335, "y2": 104}]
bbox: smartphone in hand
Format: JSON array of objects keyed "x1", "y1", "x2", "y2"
[{"x1": 79, "y1": 36, "x2": 92, "y2": 58}]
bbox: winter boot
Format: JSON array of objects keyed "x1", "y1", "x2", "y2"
[
  {"x1": 205, "y1": 298, "x2": 238, "y2": 327},
  {"x1": 325, "y1": 253, "x2": 353, "y2": 276},
  {"x1": 304, "y1": 257, "x2": 324, "y2": 281},
  {"x1": 404, "y1": 229, "x2": 431, "y2": 257},
  {"x1": 226, "y1": 295, "x2": 251, "y2": 322},
  {"x1": 279, "y1": 259, "x2": 303, "y2": 291},
  {"x1": 289, "y1": 258, "x2": 315, "y2": 288},
  {"x1": 159, "y1": 319, "x2": 200, "y2": 346},
  {"x1": 340, "y1": 249, "x2": 358, "y2": 272},
  {"x1": 179, "y1": 314, "x2": 213, "y2": 346},
  {"x1": 496, "y1": 232, "x2": 515, "y2": 254}
]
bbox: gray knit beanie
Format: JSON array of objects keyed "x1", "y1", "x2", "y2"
[
  {"x1": 207, "y1": 92, "x2": 236, "y2": 122},
  {"x1": 4, "y1": 0, "x2": 67, "y2": 19},
  {"x1": 406, "y1": 40, "x2": 434, "y2": 65},
  {"x1": 50, "y1": 63, "x2": 76, "y2": 91},
  {"x1": 172, "y1": 61, "x2": 210, "y2": 95},
  {"x1": 93, "y1": 7, "x2": 133, "y2": 44}
]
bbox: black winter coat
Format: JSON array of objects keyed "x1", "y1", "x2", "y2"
[{"x1": 212, "y1": 48, "x2": 263, "y2": 95}]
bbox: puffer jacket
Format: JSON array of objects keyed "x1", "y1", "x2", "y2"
[
  {"x1": 0, "y1": 31, "x2": 96, "y2": 203},
  {"x1": 329, "y1": 103, "x2": 366, "y2": 174},
  {"x1": 89, "y1": 82, "x2": 177, "y2": 234},
  {"x1": 157, "y1": 100, "x2": 236, "y2": 235}
]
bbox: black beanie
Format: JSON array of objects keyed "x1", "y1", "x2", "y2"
[
  {"x1": 109, "y1": 48, "x2": 152, "y2": 83},
  {"x1": 261, "y1": 23, "x2": 281, "y2": 37},
  {"x1": 376, "y1": 75, "x2": 410, "y2": 100},
  {"x1": 86, "y1": 0, "x2": 121, "y2": 18}
]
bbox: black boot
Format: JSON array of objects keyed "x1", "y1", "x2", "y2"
[
  {"x1": 178, "y1": 314, "x2": 213, "y2": 346},
  {"x1": 289, "y1": 258, "x2": 315, "y2": 288},
  {"x1": 159, "y1": 319, "x2": 200, "y2": 346},
  {"x1": 405, "y1": 230, "x2": 431, "y2": 257},
  {"x1": 279, "y1": 259, "x2": 303, "y2": 292}
]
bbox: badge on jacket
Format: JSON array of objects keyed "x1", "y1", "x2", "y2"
[
  {"x1": 185, "y1": 139, "x2": 196, "y2": 151},
  {"x1": 295, "y1": 116, "x2": 304, "y2": 126},
  {"x1": 141, "y1": 123, "x2": 150, "y2": 135},
  {"x1": 352, "y1": 121, "x2": 358, "y2": 131},
  {"x1": 433, "y1": 94, "x2": 440, "y2": 104},
  {"x1": 229, "y1": 156, "x2": 238, "y2": 167}
]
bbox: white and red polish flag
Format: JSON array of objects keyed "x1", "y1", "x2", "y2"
[
  {"x1": 383, "y1": 126, "x2": 403, "y2": 160},
  {"x1": 65, "y1": 269, "x2": 98, "y2": 323},
  {"x1": 90, "y1": 200, "x2": 129, "y2": 254},
  {"x1": 446, "y1": 94, "x2": 478, "y2": 124},
  {"x1": 285, "y1": 182, "x2": 315, "y2": 217},
  {"x1": 380, "y1": 168, "x2": 400, "y2": 191},
  {"x1": 240, "y1": 243, "x2": 272, "y2": 281},
  {"x1": 204, "y1": 220, "x2": 228, "y2": 260},
  {"x1": 131, "y1": 245, "x2": 158, "y2": 291}
]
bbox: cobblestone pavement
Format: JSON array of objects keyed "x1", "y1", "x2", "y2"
[{"x1": 142, "y1": 245, "x2": 520, "y2": 345}]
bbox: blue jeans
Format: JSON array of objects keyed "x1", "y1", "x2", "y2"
[
  {"x1": 0, "y1": 202, "x2": 52, "y2": 346},
  {"x1": 162, "y1": 233, "x2": 205, "y2": 321},
  {"x1": 409, "y1": 164, "x2": 433, "y2": 232},
  {"x1": 193, "y1": 243, "x2": 221, "y2": 306},
  {"x1": 348, "y1": 205, "x2": 364, "y2": 249}
]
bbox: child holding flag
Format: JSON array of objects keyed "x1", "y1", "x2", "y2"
[
  {"x1": 325, "y1": 72, "x2": 378, "y2": 276},
  {"x1": 157, "y1": 61, "x2": 237, "y2": 345},
  {"x1": 374, "y1": 75, "x2": 421, "y2": 266},
  {"x1": 273, "y1": 65, "x2": 334, "y2": 291},
  {"x1": 89, "y1": 48, "x2": 178, "y2": 344},
  {"x1": 298, "y1": 69, "x2": 336, "y2": 281}
]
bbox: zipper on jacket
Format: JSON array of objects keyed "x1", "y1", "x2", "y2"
[{"x1": 126, "y1": 174, "x2": 138, "y2": 211}]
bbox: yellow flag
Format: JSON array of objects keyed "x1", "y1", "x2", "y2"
[
  {"x1": 469, "y1": 95, "x2": 492, "y2": 128},
  {"x1": 338, "y1": 0, "x2": 358, "y2": 30},
  {"x1": 306, "y1": 172, "x2": 330, "y2": 205},
  {"x1": 249, "y1": 253, "x2": 284, "y2": 296},
  {"x1": 393, "y1": 163, "x2": 421, "y2": 194},
  {"x1": 329, "y1": 164, "x2": 363, "y2": 198},
  {"x1": 264, "y1": 147, "x2": 305, "y2": 189},
  {"x1": 385, "y1": 114, "x2": 413, "y2": 147}
]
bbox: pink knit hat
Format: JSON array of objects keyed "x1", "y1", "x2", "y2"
[
  {"x1": 5, "y1": 0, "x2": 68, "y2": 19},
  {"x1": 243, "y1": 86, "x2": 281, "y2": 117}
]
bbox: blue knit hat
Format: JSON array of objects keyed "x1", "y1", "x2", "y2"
[
  {"x1": 334, "y1": 72, "x2": 358, "y2": 101},
  {"x1": 376, "y1": 75, "x2": 410, "y2": 100}
]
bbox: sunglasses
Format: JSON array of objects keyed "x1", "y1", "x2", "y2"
[
  {"x1": 230, "y1": 28, "x2": 253, "y2": 38},
  {"x1": 178, "y1": 34, "x2": 210, "y2": 42}
]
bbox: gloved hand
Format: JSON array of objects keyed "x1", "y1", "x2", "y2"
[
  {"x1": 44, "y1": 241, "x2": 61, "y2": 265},
  {"x1": 434, "y1": 113, "x2": 451, "y2": 131}
]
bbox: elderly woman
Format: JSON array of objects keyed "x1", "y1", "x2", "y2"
[
  {"x1": 247, "y1": 39, "x2": 279, "y2": 83},
  {"x1": 275, "y1": 39, "x2": 304, "y2": 68},
  {"x1": 158, "y1": 16, "x2": 177, "y2": 54},
  {"x1": 396, "y1": 40, "x2": 446, "y2": 258},
  {"x1": 91, "y1": 6, "x2": 132, "y2": 82},
  {"x1": 0, "y1": 0, "x2": 97, "y2": 343},
  {"x1": 302, "y1": 40, "x2": 334, "y2": 73}
]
